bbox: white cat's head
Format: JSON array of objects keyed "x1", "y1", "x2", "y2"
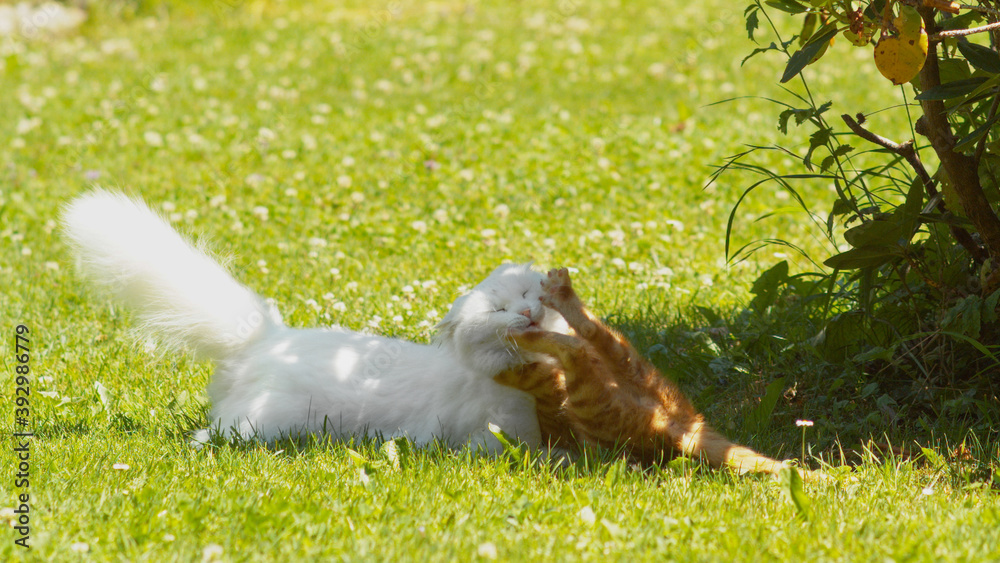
[{"x1": 435, "y1": 262, "x2": 566, "y2": 375}]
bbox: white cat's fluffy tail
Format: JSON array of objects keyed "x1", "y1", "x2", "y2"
[{"x1": 62, "y1": 189, "x2": 281, "y2": 361}]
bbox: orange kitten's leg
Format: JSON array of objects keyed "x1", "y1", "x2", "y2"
[
  {"x1": 540, "y1": 268, "x2": 634, "y2": 367},
  {"x1": 505, "y1": 329, "x2": 589, "y2": 377}
]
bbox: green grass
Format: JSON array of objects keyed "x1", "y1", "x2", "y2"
[{"x1": 2, "y1": 0, "x2": 998, "y2": 560}]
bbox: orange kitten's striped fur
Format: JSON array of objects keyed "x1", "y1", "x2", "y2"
[{"x1": 495, "y1": 268, "x2": 786, "y2": 474}]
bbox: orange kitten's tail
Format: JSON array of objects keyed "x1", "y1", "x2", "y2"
[{"x1": 675, "y1": 420, "x2": 785, "y2": 474}]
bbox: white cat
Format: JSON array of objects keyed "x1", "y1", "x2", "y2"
[{"x1": 62, "y1": 189, "x2": 565, "y2": 451}]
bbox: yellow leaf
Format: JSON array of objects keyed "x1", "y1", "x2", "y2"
[
  {"x1": 894, "y1": 6, "x2": 923, "y2": 39},
  {"x1": 799, "y1": 13, "x2": 817, "y2": 47},
  {"x1": 843, "y1": 29, "x2": 870, "y2": 47},
  {"x1": 874, "y1": 32, "x2": 928, "y2": 85}
]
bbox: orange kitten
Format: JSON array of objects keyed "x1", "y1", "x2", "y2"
[{"x1": 495, "y1": 268, "x2": 787, "y2": 474}]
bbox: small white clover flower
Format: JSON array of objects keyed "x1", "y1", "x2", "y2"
[
  {"x1": 143, "y1": 131, "x2": 163, "y2": 146},
  {"x1": 477, "y1": 542, "x2": 498, "y2": 560},
  {"x1": 202, "y1": 543, "x2": 224, "y2": 562}
]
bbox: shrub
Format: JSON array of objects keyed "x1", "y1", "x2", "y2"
[{"x1": 721, "y1": 0, "x2": 1000, "y2": 436}]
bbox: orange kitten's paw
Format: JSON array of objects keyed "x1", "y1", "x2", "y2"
[
  {"x1": 545, "y1": 268, "x2": 573, "y2": 290},
  {"x1": 540, "y1": 268, "x2": 574, "y2": 308},
  {"x1": 505, "y1": 326, "x2": 545, "y2": 341}
]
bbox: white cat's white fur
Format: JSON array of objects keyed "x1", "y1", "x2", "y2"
[{"x1": 62, "y1": 189, "x2": 566, "y2": 451}]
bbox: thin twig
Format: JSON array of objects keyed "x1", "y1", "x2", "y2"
[
  {"x1": 841, "y1": 113, "x2": 988, "y2": 261},
  {"x1": 842, "y1": 114, "x2": 937, "y2": 196},
  {"x1": 959, "y1": 3, "x2": 1000, "y2": 17},
  {"x1": 932, "y1": 20, "x2": 1000, "y2": 40}
]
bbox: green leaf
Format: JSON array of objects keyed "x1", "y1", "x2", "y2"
[
  {"x1": 604, "y1": 460, "x2": 624, "y2": 488},
  {"x1": 827, "y1": 196, "x2": 857, "y2": 232},
  {"x1": 863, "y1": 0, "x2": 886, "y2": 20},
  {"x1": 844, "y1": 219, "x2": 903, "y2": 248},
  {"x1": 814, "y1": 312, "x2": 865, "y2": 362},
  {"x1": 937, "y1": 58, "x2": 972, "y2": 86},
  {"x1": 777, "y1": 109, "x2": 796, "y2": 135},
  {"x1": 765, "y1": 0, "x2": 808, "y2": 13},
  {"x1": 488, "y1": 422, "x2": 522, "y2": 456},
  {"x1": 820, "y1": 144, "x2": 853, "y2": 172},
  {"x1": 823, "y1": 246, "x2": 899, "y2": 269},
  {"x1": 941, "y1": 295, "x2": 983, "y2": 339},
  {"x1": 696, "y1": 305, "x2": 723, "y2": 325},
  {"x1": 799, "y1": 13, "x2": 818, "y2": 46},
  {"x1": 979, "y1": 154, "x2": 1000, "y2": 204},
  {"x1": 917, "y1": 212, "x2": 974, "y2": 227},
  {"x1": 958, "y1": 74, "x2": 1000, "y2": 107},
  {"x1": 957, "y1": 41, "x2": 1000, "y2": 74},
  {"x1": 776, "y1": 102, "x2": 831, "y2": 134},
  {"x1": 666, "y1": 456, "x2": 694, "y2": 474},
  {"x1": 938, "y1": 10, "x2": 983, "y2": 31},
  {"x1": 831, "y1": 196, "x2": 856, "y2": 216},
  {"x1": 899, "y1": 176, "x2": 924, "y2": 237},
  {"x1": 954, "y1": 111, "x2": 1000, "y2": 153},
  {"x1": 781, "y1": 25, "x2": 839, "y2": 83},
  {"x1": 745, "y1": 5, "x2": 760, "y2": 42},
  {"x1": 920, "y1": 447, "x2": 945, "y2": 468},
  {"x1": 804, "y1": 126, "x2": 832, "y2": 169},
  {"x1": 984, "y1": 289, "x2": 1000, "y2": 324},
  {"x1": 746, "y1": 377, "x2": 786, "y2": 435},
  {"x1": 750, "y1": 260, "x2": 789, "y2": 312},
  {"x1": 94, "y1": 381, "x2": 114, "y2": 413},
  {"x1": 876, "y1": 393, "x2": 897, "y2": 414},
  {"x1": 743, "y1": 41, "x2": 780, "y2": 66},
  {"x1": 915, "y1": 77, "x2": 989, "y2": 101},
  {"x1": 852, "y1": 345, "x2": 897, "y2": 363},
  {"x1": 380, "y1": 438, "x2": 412, "y2": 470},
  {"x1": 843, "y1": 179, "x2": 922, "y2": 249},
  {"x1": 778, "y1": 466, "x2": 812, "y2": 520},
  {"x1": 345, "y1": 448, "x2": 368, "y2": 466}
]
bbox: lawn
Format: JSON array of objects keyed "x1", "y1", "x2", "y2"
[{"x1": 2, "y1": 0, "x2": 998, "y2": 560}]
